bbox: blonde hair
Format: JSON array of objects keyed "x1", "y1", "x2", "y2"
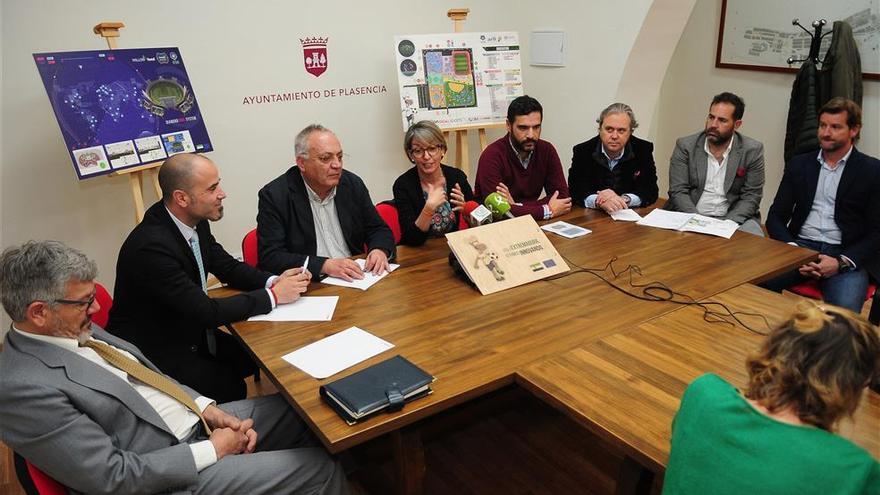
[
  {"x1": 403, "y1": 120, "x2": 447, "y2": 162},
  {"x1": 745, "y1": 303, "x2": 880, "y2": 430}
]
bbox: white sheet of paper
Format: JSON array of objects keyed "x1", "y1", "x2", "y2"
[
  {"x1": 248, "y1": 296, "x2": 339, "y2": 322},
  {"x1": 541, "y1": 221, "x2": 592, "y2": 239},
  {"x1": 635, "y1": 209, "x2": 693, "y2": 230},
  {"x1": 321, "y1": 258, "x2": 400, "y2": 291},
  {"x1": 609, "y1": 209, "x2": 642, "y2": 222},
  {"x1": 282, "y1": 326, "x2": 394, "y2": 379},
  {"x1": 681, "y1": 215, "x2": 739, "y2": 239}
]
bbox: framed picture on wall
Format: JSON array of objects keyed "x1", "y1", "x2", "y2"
[{"x1": 715, "y1": 0, "x2": 879, "y2": 80}]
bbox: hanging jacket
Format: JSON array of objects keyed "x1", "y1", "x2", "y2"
[
  {"x1": 819, "y1": 20, "x2": 862, "y2": 107},
  {"x1": 784, "y1": 59, "x2": 819, "y2": 163}
]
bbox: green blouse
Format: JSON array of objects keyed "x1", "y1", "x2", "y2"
[{"x1": 663, "y1": 373, "x2": 879, "y2": 494}]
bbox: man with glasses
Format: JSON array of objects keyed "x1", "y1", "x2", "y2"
[
  {"x1": 0, "y1": 241, "x2": 349, "y2": 495},
  {"x1": 257, "y1": 124, "x2": 395, "y2": 281},
  {"x1": 108, "y1": 153, "x2": 311, "y2": 403}
]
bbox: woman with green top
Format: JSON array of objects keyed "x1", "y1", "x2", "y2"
[{"x1": 664, "y1": 303, "x2": 880, "y2": 494}]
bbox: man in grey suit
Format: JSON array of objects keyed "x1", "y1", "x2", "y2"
[
  {"x1": 666, "y1": 92, "x2": 765, "y2": 235},
  {"x1": 0, "y1": 241, "x2": 349, "y2": 495}
]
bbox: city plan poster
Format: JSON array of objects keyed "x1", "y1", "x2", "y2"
[
  {"x1": 393, "y1": 32, "x2": 523, "y2": 131},
  {"x1": 716, "y1": 0, "x2": 879, "y2": 78},
  {"x1": 33, "y1": 47, "x2": 213, "y2": 180}
]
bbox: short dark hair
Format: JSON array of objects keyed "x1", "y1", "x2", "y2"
[
  {"x1": 506, "y1": 95, "x2": 543, "y2": 123},
  {"x1": 711, "y1": 92, "x2": 745, "y2": 120},
  {"x1": 819, "y1": 97, "x2": 862, "y2": 141}
]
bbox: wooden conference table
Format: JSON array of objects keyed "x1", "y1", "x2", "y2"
[
  {"x1": 518, "y1": 283, "x2": 880, "y2": 492},
  {"x1": 226, "y1": 207, "x2": 822, "y2": 492}
]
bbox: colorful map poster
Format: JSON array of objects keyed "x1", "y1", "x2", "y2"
[
  {"x1": 394, "y1": 32, "x2": 523, "y2": 131},
  {"x1": 33, "y1": 47, "x2": 213, "y2": 180}
]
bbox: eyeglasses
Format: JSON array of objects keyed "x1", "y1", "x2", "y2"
[
  {"x1": 52, "y1": 293, "x2": 97, "y2": 311},
  {"x1": 409, "y1": 145, "x2": 443, "y2": 158},
  {"x1": 312, "y1": 152, "x2": 347, "y2": 165}
]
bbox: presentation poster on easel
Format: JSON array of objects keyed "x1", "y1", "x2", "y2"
[
  {"x1": 393, "y1": 32, "x2": 524, "y2": 131},
  {"x1": 33, "y1": 47, "x2": 213, "y2": 180}
]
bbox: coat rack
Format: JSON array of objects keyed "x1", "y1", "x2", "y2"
[{"x1": 786, "y1": 18, "x2": 829, "y2": 66}]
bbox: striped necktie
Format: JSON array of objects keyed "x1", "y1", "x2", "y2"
[{"x1": 81, "y1": 339, "x2": 212, "y2": 434}]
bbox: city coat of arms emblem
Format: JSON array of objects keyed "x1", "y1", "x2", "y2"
[{"x1": 301, "y1": 37, "x2": 328, "y2": 77}]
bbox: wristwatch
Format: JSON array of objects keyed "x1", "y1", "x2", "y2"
[{"x1": 837, "y1": 256, "x2": 853, "y2": 273}]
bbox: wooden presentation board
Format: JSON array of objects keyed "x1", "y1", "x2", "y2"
[{"x1": 446, "y1": 215, "x2": 569, "y2": 295}]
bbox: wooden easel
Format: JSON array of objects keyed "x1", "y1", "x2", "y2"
[
  {"x1": 441, "y1": 9, "x2": 506, "y2": 178},
  {"x1": 94, "y1": 21, "x2": 162, "y2": 224}
]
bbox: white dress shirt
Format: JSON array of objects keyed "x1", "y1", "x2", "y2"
[
  {"x1": 695, "y1": 136, "x2": 734, "y2": 217},
  {"x1": 14, "y1": 328, "x2": 218, "y2": 471}
]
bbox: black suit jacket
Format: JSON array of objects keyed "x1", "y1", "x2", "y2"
[
  {"x1": 567, "y1": 135, "x2": 659, "y2": 207},
  {"x1": 257, "y1": 166, "x2": 396, "y2": 275},
  {"x1": 107, "y1": 201, "x2": 274, "y2": 367},
  {"x1": 392, "y1": 164, "x2": 474, "y2": 246},
  {"x1": 766, "y1": 147, "x2": 880, "y2": 279}
]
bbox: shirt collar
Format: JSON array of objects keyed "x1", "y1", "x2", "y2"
[
  {"x1": 13, "y1": 325, "x2": 83, "y2": 352},
  {"x1": 304, "y1": 180, "x2": 336, "y2": 205},
  {"x1": 165, "y1": 206, "x2": 197, "y2": 243},
  {"x1": 508, "y1": 135, "x2": 533, "y2": 168},
  {"x1": 601, "y1": 143, "x2": 624, "y2": 163},
  {"x1": 703, "y1": 133, "x2": 735, "y2": 159},
  {"x1": 817, "y1": 145, "x2": 853, "y2": 170}
]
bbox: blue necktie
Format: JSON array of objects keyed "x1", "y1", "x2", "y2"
[
  {"x1": 189, "y1": 235, "x2": 216, "y2": 355},
  {"x1": 189, "y1": 236, "x2": 207, "y2": 293}
]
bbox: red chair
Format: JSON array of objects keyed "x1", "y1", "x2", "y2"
[
  {"x1": 91, "y1": 282, "x2": 113, "y2": 329},
  {"x1": 375, "y1": 201, "x2": 468, "y2": 246},
  {"x1": 376, "y1": 202, "x2": 402, "y2": 245},
  {"x1": 14, "y1": 452, "x2": 69, "y2": 495},
  {"x1": 242, "y1": 228, "x2": 258, "y2": 267},
  {"x1": 788, "y1": 280, "x2": 877, "y2": 313}
]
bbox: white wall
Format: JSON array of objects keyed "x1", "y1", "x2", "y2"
[
  {"x1": 654, "y1": 0, "x2": 880, "y2": 218},
  {"x1": 1, "y1": 0, "x2": 661, "y2": 300}
]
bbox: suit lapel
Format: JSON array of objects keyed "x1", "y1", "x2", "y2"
[
  {"x1": 289, "y1": 167, "x2": 318, "y2": 252},
  {"x1": 694, "y1": 134, "x2": 709, "y2": 191},
  {"x1": 723, "y1": 135, "x2": 742, "y2": 192},
  {"x1": 836, "y1": 147, "x2": 862, "y2": 203},
  {"x1": 8, "y1": 329, "x2": 175, "y2": 437},
  {"x1": 155, "y1": 203, "x2": 201, "y2": 282},
  {"x1": 803, "y1": 155, "x2": 821, "y2": 208}
]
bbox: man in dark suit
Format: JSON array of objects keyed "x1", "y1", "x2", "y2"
[
  {"x1": 568, "y1": 102, "x2": 658, "y2": 212},
  {"x1": 762, "y1": 97, "x2": 880, "y2": 312},
  {"x1": 257, "y1": 124, "x2": 395, "y2": 281},
  {"x1": 108, "y1": 153, "x2": 311, "y2": 402},
  {"x1": 0, "y1": 241, "x2": 348, "y2": 494}
]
